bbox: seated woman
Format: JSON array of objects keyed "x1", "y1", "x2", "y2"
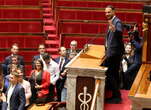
[
  {"x1": 122, "y1": 24, "x2": 143, "y2": 90},
  {"x1": 120, "y1": 43, "x2": 134, "y2": 89},
  {"x1": 29, "y1": 59, "x2": 50, "y2": 104}
]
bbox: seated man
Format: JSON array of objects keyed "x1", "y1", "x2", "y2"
[
  {"x1": 2, "y1": 43, "x2": 24, "y2": 76},
  {"x1": 7, "y1": 55, "x2": 24, "y2": 76}
]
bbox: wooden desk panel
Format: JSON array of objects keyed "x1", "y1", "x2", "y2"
[{"x1": 28, "y1": 103, "x2": 52, "y2": 110}]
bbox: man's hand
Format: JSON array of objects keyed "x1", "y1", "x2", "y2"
[
  {"x1": 35, "y1": 84, "x2": 42, "y2": 89},
  {"x1": 108, "y1": 20, "x2": 115, "y2": 32},
  {"x1": 0, "y1": 93, "x2": 6, "y2": 102}
]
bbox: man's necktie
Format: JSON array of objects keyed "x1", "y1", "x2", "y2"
[{"x1": 59, "y1": 57, "x2": 64, "y2": 71}]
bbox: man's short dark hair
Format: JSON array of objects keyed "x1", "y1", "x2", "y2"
[
  {"x1": 42, "y1": 53, "x2": 51, "y2": 61},
  {"x1": 106, "y1": 5, "x2": 115, "y2": 10}
]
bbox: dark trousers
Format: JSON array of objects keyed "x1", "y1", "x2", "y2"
[
  {"x1": 48, "y1": 84, "x2": 55, "y2": 101},
  {"x1": 56, "y1": 78, "x2": 66, "y2": 101},
  {"x1": 105, "y1": 55, "x2": 122, "y2": 98},
  {"x1": 123, "y1": 63, "x2": 141, "y2": 90}
]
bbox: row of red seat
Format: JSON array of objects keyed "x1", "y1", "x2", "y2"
[
  {"x1": 60, "y1": 22, "x2": 107, "y2": 34},
  {"x1": 60, "y1": 21, "x2": 134, "y2": 36},
  {"x1": 0, "y1": 0, "x2": 40, "y2": 6},
  {"x1": 0, "y1": 9, "x2": 42, "y2": 19},
  {"x1": 57, "y1": 0, "x2": 144, "y2": 10},
  {"x1": 0, "y1": 51, "x2": 38, "y2": 63},
  {"x1": 58, "y1": 9, "x2": 143, "y2": 23},
  {"x1": 0, "y1": 35, "x2": 45, "y2": 48},
  {"x1": 0, "y1": 21, "x2": 43, "y2": 32},
  {"x1": 62, "y1": 36, "x2": 105, "y2": 49}
]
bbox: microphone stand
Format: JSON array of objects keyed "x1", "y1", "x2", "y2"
[{"x1": 83, "y1": 34, "x2": 101, "y2": 53}]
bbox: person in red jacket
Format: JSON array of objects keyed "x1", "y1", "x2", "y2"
[{"x1": 29, "y1": 59, "x2": 50, "y2": 104}]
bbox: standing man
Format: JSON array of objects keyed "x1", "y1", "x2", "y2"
[
  {"x1": 104, "y1": 5, "x2": 124, "y2": 104},
  {"x1": 42, "y1": 53, "x2": 60, "y2": 101},
  {"x1": 2, "y1": 71, "x2": 26, "y2": 110},
  {"x1": 67, "y1": 40, "x2": 79, "y2": 59},
  {"x1": 54, "y1": 47, "x2": 70, "y2": 101},
  {"x1": 32, "y1": 44, "x2": 46, "y2": 68}
]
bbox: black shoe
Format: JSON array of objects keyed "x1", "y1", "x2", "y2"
[{"x1": 105, "y1": 97, "x2": 122, "y2": 104}]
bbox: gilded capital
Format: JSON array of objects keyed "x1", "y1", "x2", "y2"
[{"x1": 142, "y1": 22, "x2": 148, "y2": 32}]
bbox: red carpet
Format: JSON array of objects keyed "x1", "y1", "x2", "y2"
[{"x1": 104, "y1": 90, "x2": 131, "y2": 110}]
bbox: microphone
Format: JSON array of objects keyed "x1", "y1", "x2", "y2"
[{"x1": 83, "y1": 34, "x2": 101, "y2": 53}]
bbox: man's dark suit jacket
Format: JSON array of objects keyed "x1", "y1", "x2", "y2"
[
  {"x1": 54, "y1": 57, "x2": 70, "y2": 89},
  {"x1": 4, "y1": 55, "x2": 24, "y2": 66},
  {"x1": 105, "y1": 16, "x2": 124, "y2": 58},
  {"x1": 54, "y1": 57, "x2": 70, "y2": 73},
  {"x1": 2, "y1": 55, "x2": 24, "y2": 76},
  {"x1": 4, "y1": 83, "x2": 26, "y2": 110}
]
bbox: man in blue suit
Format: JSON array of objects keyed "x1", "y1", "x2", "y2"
[
  {"x1": 54, "y1": 47, "x2": 70, "y2": 101},
  {"x1": 2, "y1": 43, "x2": 24, "y2": 76},
  {"x1": 1, "y1": 71, "x2": 26, "y2": 110},
  {"x1": 32, "y1": 44, "x2": 46, "y2": 68},
  {"x1": 104, "y1": 5, "x2": 124, "y2": 104}
]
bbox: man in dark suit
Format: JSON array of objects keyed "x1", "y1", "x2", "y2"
[
  {"x1": 32, "y1": 44, "x2": 46, "y2": 68},
  {"x1": 104, "y1": 5, "x2": 124, "y2": 104},
  {"x1": 3, "y1": 43, "x2": 24, "y2": 76},
  {"x1": 54, "y1": 47, "x2": 70, "y2": 101},
  {"x1": 1, "y1": 71, "x2": 26, "y2": 110},
  {"x1": 66, "y1": 40, "x2": 80, "y2": 59},
  {"x1": 4, "y1": 43, "x2": 24, "y2": 66}
]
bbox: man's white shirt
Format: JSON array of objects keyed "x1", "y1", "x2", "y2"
[{"x1": 43, "y1": 59, "x2": 60, "y2": 85}]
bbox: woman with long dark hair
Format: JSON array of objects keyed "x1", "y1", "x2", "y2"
[{"x1": 29, "y1": 59, "x2": 50, "y2": 104}]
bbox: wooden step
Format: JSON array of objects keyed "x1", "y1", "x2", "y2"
[
  {"x1": 44, "y1": 25, "x2": 56, "y2": 32},
  {"x1": 42, "y1": 8, "x2": 52, "y2": 13},
  {"x1": 43, "y1": 13, "x2": 53, "y2": 18},
  {"x1": 46, "y1": 48, "x2": 58, "y2": 52},
  {"x1": 45, "y1": 40, "x2": 59, "y2": 45},
  {"x1": 41, "y1": 3, "x2": 51, "y2": 7},
  {"x1": 48, "y1": 34, "x2": 58, "y2": 39},
  {"x1": 43, "y1": 18, "x2": 54, "y2": 25}
]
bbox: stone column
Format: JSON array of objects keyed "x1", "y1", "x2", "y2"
[
  {"x1": 66, "y1": 74, "x2": 77, "y2": 110},
  {"x1": 95, "y1": 77, "x2": 106, "y2": 110}
]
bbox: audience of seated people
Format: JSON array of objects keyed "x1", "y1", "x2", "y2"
[
  {"x1": 2, "y1": 43, "x2": 24, "y2": 76},
  {"x1": 29, "y1": 59, "x2": 50, "y2": 104}
]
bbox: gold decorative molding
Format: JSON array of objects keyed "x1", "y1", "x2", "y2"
[
  {"x1": 142, "y1": 22, "x2": 148, "y2": 32},
  {"x1": 145, "y1": 18, "x2": 149, "y2": 22}
]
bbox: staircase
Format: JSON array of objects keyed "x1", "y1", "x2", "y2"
[{"x1": 41, "y1": 0, "x2": 60, "y2": 59}]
